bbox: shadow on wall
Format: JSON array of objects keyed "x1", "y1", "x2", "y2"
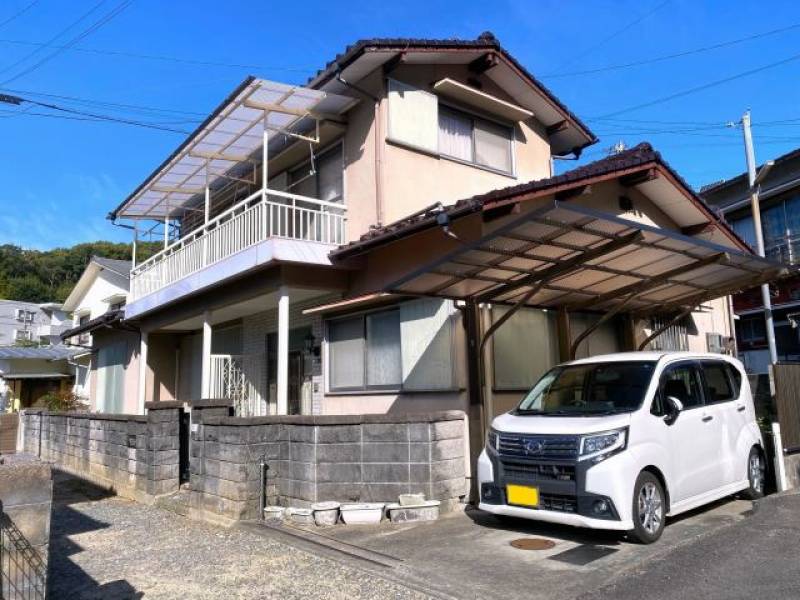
[{"x1": 46, "y1": 470, "x2": 143, "y2": 600}]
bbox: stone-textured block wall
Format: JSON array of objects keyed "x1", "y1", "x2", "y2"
[
  {"x1": 20, "y1": 402, "x2": 182, "y2": 503},
  {"x1": 190, "y1": 410, "x2": 468, "y2": 522},
  {"x1": 0, "y1": 454, "x2": 52, "y2": 598}
]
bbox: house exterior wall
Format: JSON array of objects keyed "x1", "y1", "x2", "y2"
[{"x1": 0, "y1": 300, "x2": 58, "y2": 346}]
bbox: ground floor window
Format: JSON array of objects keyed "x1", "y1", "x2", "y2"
[{"x1": 327, "y1": 298, "x2": 456, "y2": 393}]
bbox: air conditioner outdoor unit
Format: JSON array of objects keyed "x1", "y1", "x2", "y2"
[{"x1": 707, "y1": 332, "x2": 726, "y2": 354}]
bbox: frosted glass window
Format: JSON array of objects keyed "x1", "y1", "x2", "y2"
[
  {"x1": 493, "y1": 308, "x2": 559, "y2": 390},
  {"x1": 387, "y1": 79, "x2": 439, "y2": 152},
  {"x1": 475, "y1": 119, "x2": 512, "y2": 173},
  {"x1": 329, "y1": 317, "x2": 364, "y2": 390},
  {"x1": 438, "y1": 108, "x2": 473, "y2": 161},
  {"x1": 366, "y1": 311, "x2": 402, "y2": 387}
]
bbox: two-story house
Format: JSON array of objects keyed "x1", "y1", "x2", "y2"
[
  {"x1": 702, "y1": 145, "x2": 800, "y2": 374},
  {"x1": 0, "y1": 299, "x2": 71, "y2": 346},
  {"x1": 60, "y1": 256, "x2": 132, "y2": 409},
  {"x1": 100, "y1": 33, "x2": 786, "y2": 457}
]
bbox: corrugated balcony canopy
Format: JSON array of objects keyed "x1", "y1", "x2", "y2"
[{"x1": 112, "y1": 77, "x2": 357, "y2": 220}]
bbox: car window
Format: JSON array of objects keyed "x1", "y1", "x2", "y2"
[
  {"x1": 660, "y1": 363, "x2": 704, "y2": 410},
  {"x1": 726, "y1": 364, "x2": 743, "y2": 399},
  {"x1": 702, "y1": 361, "x2": 734, "y2": 403}
]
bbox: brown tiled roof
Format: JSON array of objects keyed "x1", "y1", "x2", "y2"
[
  {"x1": 307, "y1": 32, "x2": 597, "y2": 152},
  {"x1": 331, "y1": 143, "x2": 743, "y2": 259}
]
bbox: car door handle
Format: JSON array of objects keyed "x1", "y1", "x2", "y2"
[
  {"x1": 701, "y1": 415, "x2": 714, "y2": 422},
  {"x1": 736, "y1": 405, "x2": 746, "y2": 412}
]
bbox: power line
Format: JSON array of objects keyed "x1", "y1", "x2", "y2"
[
  {"x1": 594, "y1": 49, "x2": 800, "y2": 119},
  {"x1": 542, "y1": 22, "x2": 800, "y2": 78},
  {"x1": 0, "y1": 0, "x2": 110, "y2": 78},
  {"x1": 0, "y1": 0, "x2": 42, "y2": 31},
  {"x1": 0, "y1": 0, "x2": 134, "y2": 86},
  {"x1": 551, "y1": 0, "x2": 671, "y2": 73},
  {"x1": 0, "y1": 37, "x2": 316, "y2": 74}
]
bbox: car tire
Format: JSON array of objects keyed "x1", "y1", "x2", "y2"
[
  {"x1": 741, "y1": 446, "x2": 765, "y2": 500},
  {"x1": 629, "y1": 471, "x2": 666, "y2": 544}
]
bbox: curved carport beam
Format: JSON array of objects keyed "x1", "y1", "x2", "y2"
[
  {"x1": 569, "y1": 291, "x2": 639, "y2": 360},
  {"x1": 637, "y1": 305, "x2": 698, "y2": 351}
]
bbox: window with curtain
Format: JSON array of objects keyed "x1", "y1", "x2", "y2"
[
  {"x1": 328, "y1": 309, "x2": 401, "y2": 391},
  {"x1": 438, "y1": 105, "x2": 513, "y2": 174},
  {"x1": 288, "y1": 144, "x2": 343, "y2": 202},
  {"x1": 492, "y1": 307, "x2": 559, "y2": 390}
]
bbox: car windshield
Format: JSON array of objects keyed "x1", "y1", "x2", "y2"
[{"x1": 516, "y1": 361, "x2": 657, "y2": 416}]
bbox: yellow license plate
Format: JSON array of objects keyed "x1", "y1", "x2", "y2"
[{"x1": 506, "y1": 484, "x2": 539, "y2": 507}]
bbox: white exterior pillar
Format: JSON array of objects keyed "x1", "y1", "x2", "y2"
[
  {"x1": 201, "y1": 310, "x2": 212, "y2": 398},
  {"x1": 277, "y1": 286, "x2": 289, "y2": 415},
  {"x1": 137, "y1": 330, "x2": 149, "y2": 415}
]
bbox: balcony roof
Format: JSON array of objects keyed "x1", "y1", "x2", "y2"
[{"x1": 111, "y1": 78, "x2": 357, "y2": 220}]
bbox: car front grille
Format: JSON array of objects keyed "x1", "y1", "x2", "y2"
[
  {"x1": 501, "y1": 460, "x2": 576, "y2": 482},
  {"x1": 497, "y1": 433, "x2": 579, "y2": 460},
  {"x1": 539, "y1": 493, "x2": 578, "y2": 513}
]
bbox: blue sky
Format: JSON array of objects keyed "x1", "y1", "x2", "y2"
[{"x1": 1, "y1": 0, "x2": 799, "y2": 249}]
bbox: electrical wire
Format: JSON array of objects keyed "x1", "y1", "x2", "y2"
[
  {"x1": 593, "y1": 49, "x2": 800, "y2": 119},
  {"x1": 551, "y1": 0, "x2": 671, "y2": 73},
  {"x1": 543, "y1": 22, "x2": 800, "y2": 78},
  {"x1": 0, "y1": 0, "x2": 134, "y2": 86},
  {"x1": 0, "y1": 37, "x2": 316, "y2": 74},
  {"x1": 0, "y1": 0, "x2": 41, "y2": 31}
]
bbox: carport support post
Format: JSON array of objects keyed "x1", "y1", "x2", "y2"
[
  {"x1": 201, "y1": 311, "x2": 212, "y2": 398},
  {"x1": 463, "y1": 299, "x2": 485, "y2": 502},
  {"x1": 557, "y1": 307, "x2": 571, "y2": 362},
  {"x1": 277, "y1": 286, "x2": 289, "y2": 415},
  {"x1": 137, "y1": 330, "x2": 148, "y2": 415}
]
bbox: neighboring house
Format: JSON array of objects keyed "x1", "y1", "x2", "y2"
[
  {"x1": 0, "y1": 300, "x2": 71, "y2": 346},
  {"x1": 701, "y1": 145, "x2": 800, "y2": 373},
  {"x1": 60, "y1": 257, "x2": 133, "y2": 411},
  {"x1": 93, "y1": 31, "x2": 786, "y2": 464},
  {"x1": 0, "y1": 346, "x2": 80, "y2": 411}
]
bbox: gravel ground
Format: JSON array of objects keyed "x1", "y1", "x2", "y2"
[{"x1": 47, "y1": 476, "x2": 430, "y2": 600}]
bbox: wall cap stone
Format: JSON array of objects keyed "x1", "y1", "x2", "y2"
[
  {"x1": 189, "y1": 398, "x2": 234, "y2": 409},
  {"x1": 145, "y1": 401, "x2": 184, "y2": 410},
  {"x1": 24, "y1": 410, "x2": 147, "y2": 423},
  {"x1": 203, "y1": 410, "x2": 466, "y2": 427}
]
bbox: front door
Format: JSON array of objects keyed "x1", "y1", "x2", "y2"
[{"x1": 660, "y1": 361, "x2": 726, "y2": 503}]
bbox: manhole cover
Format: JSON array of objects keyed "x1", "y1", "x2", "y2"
[{"x1": 510, "y1": 537, "x2": 556, "y2": 551}]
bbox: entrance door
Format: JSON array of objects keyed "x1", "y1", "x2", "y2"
[{"x1": 660, "y1": 361, "x2": 726, "y2": 502}]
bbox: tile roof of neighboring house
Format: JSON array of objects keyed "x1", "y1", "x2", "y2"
[
  {"x1": 92, "y1": 256, "x2": 132, "y2": 279},
  {"x1": 700, "y1": 145, "x2": 800, "y2": 196},
  {"x1": 307, "y1": 32, "x2": 597, "y2": 151},
  {"x1": 331, "y1": 142, "x2": 743, "y2": 259},
  {"x1": 0, "y1": 346, "x2": 81, "y2": 361}
]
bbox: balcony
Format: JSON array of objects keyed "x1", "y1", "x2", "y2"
[
  {"x1": 766, "y1": 234, "x2": 800, "y2": 266},
  {"x1": 130, "y1": 188, "x2": 346, "y2": 302}
]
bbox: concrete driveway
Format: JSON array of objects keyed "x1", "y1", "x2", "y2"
[{"x1": 250, "y1": 496, "x2": 754, "y2": 600}]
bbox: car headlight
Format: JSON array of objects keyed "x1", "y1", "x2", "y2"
[
  {"x1": 486, "y1": 429, "x2": 499, "y2": 452},
  {"x1": 578, "y1": 428, "x2": 627, "y2": 462}
]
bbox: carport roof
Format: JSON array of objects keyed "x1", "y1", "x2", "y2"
[{"x1": 330, "y1": 144, "x2": 793, "y2": 316}]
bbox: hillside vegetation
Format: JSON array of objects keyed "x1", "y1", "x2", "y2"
[{"x1": 0, "y1": 242, "x2": 159, "y2": 303}]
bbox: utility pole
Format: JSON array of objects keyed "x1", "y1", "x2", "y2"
[{"x1": 741, "y1": 109, "x2": 779, "y2": 365}]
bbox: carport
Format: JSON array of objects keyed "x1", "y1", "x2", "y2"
[{"x1": 328, "y1": 144, "x2": 794, "y2": 466}]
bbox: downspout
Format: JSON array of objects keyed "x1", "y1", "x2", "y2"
[{"x1": 335, "y1": 66, "x2": 384, "y2": 227}]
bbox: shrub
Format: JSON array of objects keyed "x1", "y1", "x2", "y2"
[{"x1": 33, "y1": 391, "x2": 88, "y2": 412}]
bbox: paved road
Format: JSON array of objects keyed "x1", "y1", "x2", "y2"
[
  {"x1": 47, "y1": 473, "x2": 428, "y2": 599},
  {"x1": 583, "y1": 492, "x2": 800, "y2": 600}
]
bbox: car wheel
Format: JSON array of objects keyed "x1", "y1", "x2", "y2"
[
  {"x1": 741, "y1": 446, "x2": 765, "y2": 500},
  {"x1": 629, "y1": 472, "x2": 666, "y2": 544}
]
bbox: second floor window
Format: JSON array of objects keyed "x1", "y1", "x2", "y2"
[
  {"x1": 439, "y1": 106, "x2": 513, "y2": 174},
  {"x1": 289, "y1": 144, "x2": 343, "y2": 203},
  {"x1": 16, "y1": 309, "x2": 35, "y2": 323}
]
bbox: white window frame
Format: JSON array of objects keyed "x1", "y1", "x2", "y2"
[{"x1": 14, "y1": 329, "x2": 32, "y2": 341}]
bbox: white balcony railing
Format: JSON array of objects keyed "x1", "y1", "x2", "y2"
[{"x1": 130, "y1": 188, "x2": 347, "y2": 301}]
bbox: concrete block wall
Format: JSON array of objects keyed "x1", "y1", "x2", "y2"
[
  {"x1": 190, "y1": 410, "x2": 468, "y2": 523},
  {"x1": 20, "y1": 402, "x2": 183, "y2": 503},
  {"x1": 0, "y1": 454, "x2": 52, "y2": 598}
]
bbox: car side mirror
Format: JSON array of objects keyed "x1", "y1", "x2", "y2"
[{"x1": 663, "y1": 395, "x2": 684, "y2": 425}]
